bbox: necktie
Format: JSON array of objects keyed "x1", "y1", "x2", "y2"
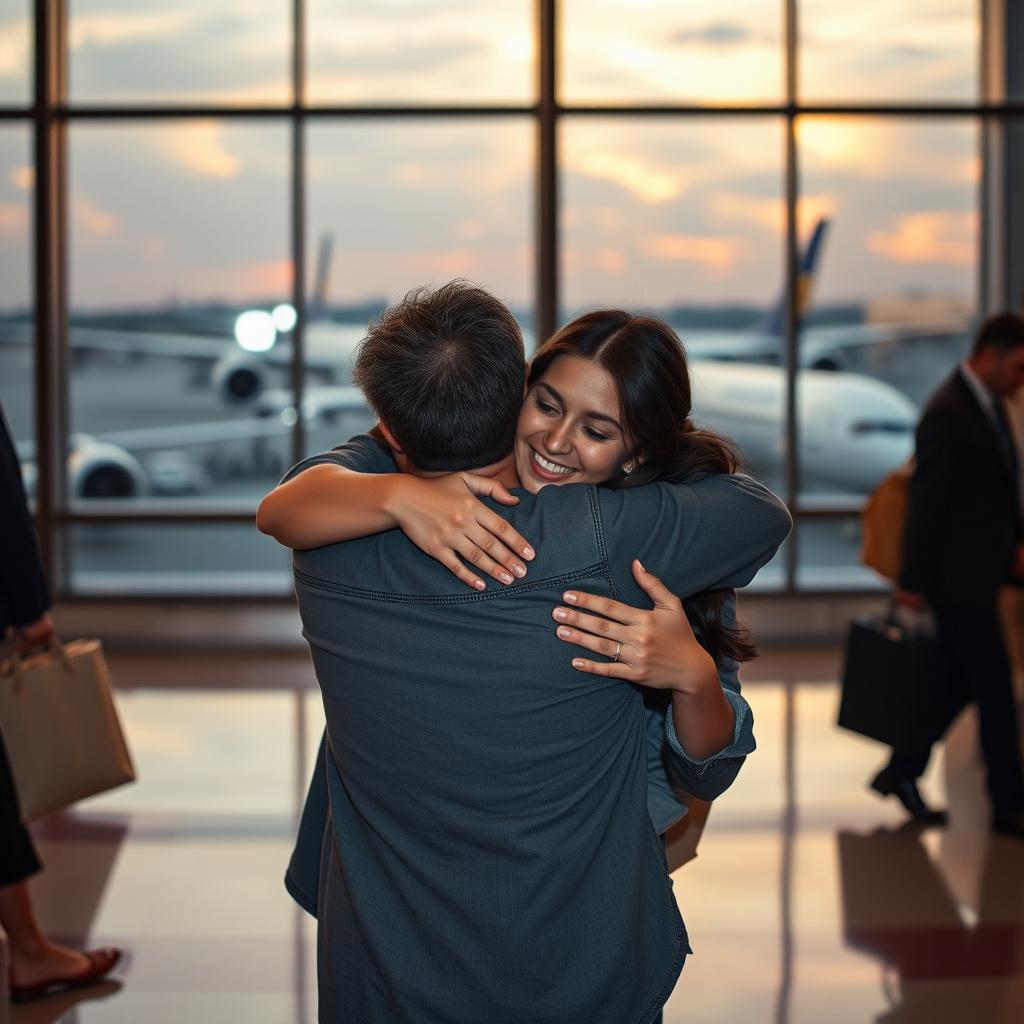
[{"x1": 992, "y1": 398, "x2": 1019, "y2": 485}]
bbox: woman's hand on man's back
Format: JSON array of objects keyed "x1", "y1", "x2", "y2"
[{"x1": 391, "y1": 474, "x2": 535, "y2": 591}]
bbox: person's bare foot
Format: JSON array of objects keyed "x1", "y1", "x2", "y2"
[{"x1": 9, "y1": 941, "x2": 94, "y2": 989}]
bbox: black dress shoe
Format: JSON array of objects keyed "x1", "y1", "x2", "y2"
[
  {"x1": 992, "y1": 810, "x2": 1024, "y2": 839},
  {"x1": 869, "y1": 769, "x2": 948, "y2": 826}
]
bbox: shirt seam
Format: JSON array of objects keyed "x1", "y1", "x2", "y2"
[
  {"x1": 293, "y1": 563, "x2": 607, "y2": 605},
  {"x1": 586, "y1": 485, "x2": 619, "y2": 601}
]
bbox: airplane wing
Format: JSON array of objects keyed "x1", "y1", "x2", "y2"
[
  {"x1": 255, "y1": 385, "x2": 367, "y2": 419},
  {"x1": 0, "y1": 322, "x2": 340, "y2": 377},
  {"x1": 74, "y1": 384, "x2": 367, "y2": 454},
  {"x1": 802, "y1": 320, "x2": 966, "y2": 350},
  {"x1": 797, "y1": 320, "x2": 967, "y2": 371},
  {"x1": 0, "y1": 321, "x2": 231, "y2": 362},
  {"x1": 682, "y1": 330, "x2": 779, "y2": 363},
  {"x1": 92, "y1": 416, "x2": 296, "y2": 452},
  {"x1": 687, "y1": 319, "x2": 966, "y2": 371}
]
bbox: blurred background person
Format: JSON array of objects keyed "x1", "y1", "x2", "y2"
[
  {"x1": 870, "y1": 313, "x2": 1024, "y2": 836},
  {"x1": 0, "y1": 400, "x2": 121, "y2": 1002}
]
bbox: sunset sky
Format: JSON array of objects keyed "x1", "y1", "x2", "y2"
[{"x1": 0, "y1": 1, "x2": 981, "y2": 313}]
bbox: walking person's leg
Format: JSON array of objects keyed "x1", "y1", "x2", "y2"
[
  {"x1": 0, "y1": 729, "x2": 121, "y2": 999},
  {"x1": 932, "y1": 603, "x2": 1024, "y2": 829}
]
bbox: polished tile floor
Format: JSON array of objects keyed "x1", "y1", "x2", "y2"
[{"x1": 6, "y1": 648, "x2": 1024, "y2": 1023}]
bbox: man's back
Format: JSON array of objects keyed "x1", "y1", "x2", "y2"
[{"x1": 295, "y1": 475, "x2": 788, "y2": 1023}]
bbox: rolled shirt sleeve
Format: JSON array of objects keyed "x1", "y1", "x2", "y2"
[
  {"x1": 663, "y1": 685, "x2": 755, "y2": 802},
  {"x1": 662, "y1": 604, "x2": 757, "y2": 804}
]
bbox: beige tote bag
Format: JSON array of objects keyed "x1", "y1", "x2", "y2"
[{"x1": 0, "y1": 639, "x2": 135, "y2": 820}]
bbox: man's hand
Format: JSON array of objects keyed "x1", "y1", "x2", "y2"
[
  {"x1": 552, "y1": 560, "x2": 718, "y2": 696},
  {"x1": 892, "y1": 589, "x2": 926, "y2": 611},
  {"x1": 390, "y1": 474, "x2": 535, "y2": 590},
  {"x1": 14, "y1": 612, "x2": 55, "y2": 656}
]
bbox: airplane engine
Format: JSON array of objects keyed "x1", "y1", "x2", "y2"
[
  {"x1": 69, "y1": 440, "x2": 148, "y2": 499},
  {"x1": 804, "y1": 348, "x2": 847, "y2": 372},
  {"x1": 211, "y1": 351, "x2": 267, "y2": 405}
]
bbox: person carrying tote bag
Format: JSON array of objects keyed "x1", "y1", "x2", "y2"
[{"x1": 0, "y1": 400, "x2": 122, "y2": 1002}]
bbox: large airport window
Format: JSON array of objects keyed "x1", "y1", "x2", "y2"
[
  {"x1": 0, "y1": 1, "x2": 31, "y2": 105},
  {"x1": 559, "y1": 0, "x2": 783, "y2": 105},
  {"x1": 746, "y1": 540, "x2": 787, "y2": 594},
  {"x1": 69, "y1": 523, "x2": 292, "y2": 595},
  {"x1": 67, "y1": 121, "x2": 293, "y2": 506},
  {"x1": 795, "y1": 517, "x2": 877, "y2": 591},
  {"x1": 67, "y1": 0, "x2": 292, "y2": 104},
  {"x1": 306, "y1": 2, "x2": 534, "y2": 105},
  {"x1": 559, "y1": 116, "x2": 785, "y2": 491},
  {"x1": 17, "y1": 2, "x2": 1020, "y2": 598},
  {"x1": 795, "y1": 117, "x2": 977, "y2": 503},
  {"x1": 0, "y1": 127, "x2": 32, "y2": 446},
  {"x1": 798, "y1": 0, "x2": 979, "y2": 103},
  {"x1": 303, "y1": 119, "x2": 533, "y2": 456}
]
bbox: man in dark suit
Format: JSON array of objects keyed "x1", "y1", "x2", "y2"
[{"x1": 869, "y1": 312, "x2": 1024, "y2": 837}]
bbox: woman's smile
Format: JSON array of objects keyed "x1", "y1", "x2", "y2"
[
  {"x1": 528, "y1": 447, "x2": 577, "y2": 482},
  {"x1": 514, "y1": 354, "x2": 632, "y2": 494}
]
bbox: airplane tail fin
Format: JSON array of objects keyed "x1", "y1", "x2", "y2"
[
  {"x1": 757, "y1": 218, "x2": 829, "y2": 338},
  {"x1": 309, "y1": 233, "x2": 333, "y2": 320}
]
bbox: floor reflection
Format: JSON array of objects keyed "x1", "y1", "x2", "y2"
[
  {"x1": 6, "y1": 656, "x2": 1023, "y2": 1023},
  {"x1": 839, "y1": 824, "x2": 1024, "y2": 1015}
]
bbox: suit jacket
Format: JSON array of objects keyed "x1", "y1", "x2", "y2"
[
  {"x1": 900, "y1": 368, "x2": 1022, "y2": 606},
  {"x1": 0, "y1": 403, "x2": 50, "y2": 632}
]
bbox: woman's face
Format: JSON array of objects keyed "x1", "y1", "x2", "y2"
[{"x1": 514, "y1": 354, "x2": 633, "y2": 493}]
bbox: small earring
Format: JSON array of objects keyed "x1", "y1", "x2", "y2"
[{"x1": 622, "y1": 462, "x2": 635, "y2": 475}]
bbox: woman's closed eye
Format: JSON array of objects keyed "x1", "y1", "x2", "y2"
[
  {"x1": 583, "y1": 425, "x2": 611, "y2": 442},
  {"x1": 535, "y1": 397, "x2": 560, "y2": 416}
]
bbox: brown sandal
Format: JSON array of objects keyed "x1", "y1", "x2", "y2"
[{"x1": 9, "y1": 946, "x2": 122, "y2": 1003}]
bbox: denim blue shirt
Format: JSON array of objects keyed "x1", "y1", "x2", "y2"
[{"x1": 286, "y1": 437, "x2": 790, "y2": 1023}]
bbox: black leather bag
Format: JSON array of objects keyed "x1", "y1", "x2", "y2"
[{"x1": 838, "y1": 607, "x2": 965, "y2": 750}]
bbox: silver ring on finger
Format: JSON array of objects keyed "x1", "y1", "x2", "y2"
[{"x1": 612, "y1": 641, "x2": 622, "y2": 663}]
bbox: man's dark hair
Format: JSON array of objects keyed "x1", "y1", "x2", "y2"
[
  {"x1": 352, "y1": 280, "x2": 526, "y2": 472},
  {"x1": 972, "y1": 311, "x2": 1024, "y2": 355}
]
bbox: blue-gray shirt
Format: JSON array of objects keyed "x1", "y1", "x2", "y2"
[{"x1": 288, "y1": 438, "x2": 790, "y2": 1023}]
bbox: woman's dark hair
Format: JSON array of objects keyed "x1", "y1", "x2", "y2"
[{"x1": 529, "y1": 309, "x2": 757, "y2": 665}]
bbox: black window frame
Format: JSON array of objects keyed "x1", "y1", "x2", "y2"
[{"x1": 4, "y1": 0, "x2": 1022, "y2": 599}]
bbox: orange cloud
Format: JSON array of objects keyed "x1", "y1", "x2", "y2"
[
  {"x1": 179, "y1": 259, "x2": 292, "y2": 301},
  {"x1": 594, "y1": 248, "x2": 626, "y2": 273},
  {"x1": 0, "y1": 24, "x2": 29, "y2": 81},
  {"x1": 867, "y1": 210, "x2": 976, "y2": 266},
  {"x1": 10, "y1": 166, "x2": 33, "y2": 191},
  {"x1": 161, "y1": 123, "x2": 240, "y2": 179},
  {"x1": 0, "y1": 203, "x2": 28, "y2": 238},
  {"x1": 455, "y1": 218, "x2": 485, "y2": 242},
  {"x1": 571, "y1": 152, "x2": 684, "y2": 203},
  {"x1": 643, "y1": 234, "x2": 741, "y2": 274},
  {"x1": 74, "y1": 196, "x2": 119, "y2": 236},
  {"x1": 796, "y1": 119, "x2": 878, "y2": 172}
]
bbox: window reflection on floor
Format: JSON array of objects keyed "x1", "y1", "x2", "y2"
[{"x1": 19, "y1": 663, "x2": 1024, "y2": 1023}]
